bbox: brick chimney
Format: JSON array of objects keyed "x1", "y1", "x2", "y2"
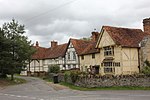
[
  {"x1": 91, "y1": 31, "x2": 99, "y2": 42},
  {"x1": 51, "y1": 41, "x2": 58, "y2": 48},
  {"x1": 35, "y1": 41, "x2": 39, "y2": 47},
  {"x1": 143, "y1": 18, "x2": 150, "y2": 34}
]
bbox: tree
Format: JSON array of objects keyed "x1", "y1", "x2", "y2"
[{"x1": 0, "y1": 19, "x2": 35, "y2": 80}]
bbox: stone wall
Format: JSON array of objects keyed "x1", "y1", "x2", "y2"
[
  {"x1": 140, "y1": 36, "x2": 150, "y2": 69},
  {"x1": 53, "y1": 73, "x2": 150, "y2": 87},
  {"x1": 75, "y1": 75, "x2": 150, "y2": 87}
]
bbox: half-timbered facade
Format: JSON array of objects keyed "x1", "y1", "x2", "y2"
[{"x1": 96, "y1": 26, "x2": 148, "y2": 75}]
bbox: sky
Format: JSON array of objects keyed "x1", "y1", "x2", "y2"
[{"x1": 0, "y1": 0, "x2": 150, "y2": 47}]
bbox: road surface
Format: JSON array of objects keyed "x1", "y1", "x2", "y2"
[{"x1": 0, "y1": 76, "x2": 150, "y2": 100}]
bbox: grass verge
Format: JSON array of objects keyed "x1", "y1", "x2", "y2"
[
  {"x1": 60, "y1": 82, "x2": 150, "y2": 91},
  {"x1": 0, "y1": 77, "x2": 26, "y2": 87}
]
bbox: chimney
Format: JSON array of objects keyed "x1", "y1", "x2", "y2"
[
  {"x1": 35, "y1": 41, "x2": 39, "y2": 47},
  {"x1": 51, "y1": 41, "x2": 58, "y2": 48},
  {"x1": 143, "y1": 18, "x2": 150, "y2": 34},
  {"x1": 91, "y1": 30, "x2": 99, "y2": 42}
]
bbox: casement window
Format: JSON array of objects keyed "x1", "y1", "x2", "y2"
[
  {"x1": 73, "y1": 51, "x2": 76, "y2": 60},
  {"x1": 92, "y1": 53, "x2": 95, "y2": 59},
  {"x1": 103, "y1": 62, "x2": 113, "y2": 73},
  {"x1": 81, "y1": 55, "x2": 84, "y2": 60},
  {"x1": 102, "y1": 62, "x2": 120, "y2": 73},
  {"x1": 104, "y1": 46, "x2": 114, "y2": 56}
]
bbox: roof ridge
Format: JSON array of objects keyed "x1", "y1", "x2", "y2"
[{"x1": 103, "y1": 25, "x2": 142, "y2": 30}]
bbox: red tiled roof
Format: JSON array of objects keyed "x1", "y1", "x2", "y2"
[
  {"x1": 69, "y1": 38, "x2": 99, "y2": 55},
  {"x1": 44, "y1": 43, "x2": 68, "y2": 59},
  {"x1": 102, "y1": 26, "x2": 149, "y2": 47},
  {"x1": 31, "y1": 46, "x2": 47, "y2": 60},
  {"x1": 70, "y1": 39, "x2": 91, "y2": 55},
  {"x1": 80, "y1": 41, "x2": 99, "y2": 55}
]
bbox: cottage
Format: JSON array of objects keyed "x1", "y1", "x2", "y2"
[
  {"x1": 65, "y1": 38, "x2": 91, "y2": 70},
  {"x1": 43, "y1": 41, "x2": 68, "y2": 70},
  {"x1": 79, "y1": 32, "x2": 100, "y2": 74},
  {"x1": 27, "y1": 41, "x2": 68, "y2": 73},
  {"x1": 28, "y1": 41, "x2": 47, "y2": 73},
  {"x1": 95, "y1": 25, "x2": 148, "y2": 75}
]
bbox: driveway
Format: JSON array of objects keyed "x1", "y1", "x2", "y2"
[{"x1": 0, "y1": 76, "x2": 150, "y2": 100}]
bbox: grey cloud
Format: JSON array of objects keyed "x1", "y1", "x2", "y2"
[{"x1": 0, "y1": 0, "x2": 150, "y2": 47}]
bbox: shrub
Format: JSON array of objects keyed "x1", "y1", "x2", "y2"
[
  {"x1": 142, "y1": 60, "x2": 150, "y2": 75},
  {"x1": 48, "y1": 64, "x2": 60, "y2": 74},
  {"x1": 70, "y1": 70, "x2": 81, "y2": 83}
]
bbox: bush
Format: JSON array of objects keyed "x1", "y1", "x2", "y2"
[
  {"x1": 48, "y1": 64, "x2": 60, "y2": 74},
  {"x1": 142, "y1": 60, "x2": 150, "y2": 75},
  {"x1": 70, "y1": 70, "x2": 81, "y2": 83}
]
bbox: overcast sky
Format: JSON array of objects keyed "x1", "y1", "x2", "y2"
[{"x1": 0, "y1": 0, "x2": 150, "y2": 47}]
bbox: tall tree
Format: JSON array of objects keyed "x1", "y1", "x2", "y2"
[{"x1": 0, "y1": 19, "x2": 35, "y2": 80}]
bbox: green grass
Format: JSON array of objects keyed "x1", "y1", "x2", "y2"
[
  {"x1": 60, "y1": 82, "x2": 150, "y2": 91},
  {"x1": 0, "y1": 77, "x2": 27, "y2": 87}
]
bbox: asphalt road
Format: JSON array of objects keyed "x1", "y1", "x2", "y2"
[{"x1": 0, "y1": 76, "x2": 150, "y2": 100}]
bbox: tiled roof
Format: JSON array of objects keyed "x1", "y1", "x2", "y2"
[
  {"x1": 44, "y1": 43, "x2": 68, "y2": 59},
  {"x1": 102, "y1": 26, "x2": 149, "y2": 47},
  {"x1": 31, "y1": 43, "x2": 68, "y2": 60},
  {"x1": 31, "y1": 46, "x2": 47, "y2": 60},
  {"x1": 80, "y1": 41, "x2": 99, "y2": 55},
  {"x1": 70, "y1": 38, "x2": 99, "y2": 55},
  {"x1": 70, "y1": 39, "x2": 91, "y2": 55}
]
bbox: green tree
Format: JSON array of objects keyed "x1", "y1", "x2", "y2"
[{"x1": 0, "y1": 19, "x2": 35, "y2": 80}]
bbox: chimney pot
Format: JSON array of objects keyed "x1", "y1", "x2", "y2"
[
  {"x1": 91, "y1": 31, "x2": 99, "y2": 42},
  {"x1": 51, "y1": 41, "x2": 58, "y2": 48},
  {"x1": 36, "y1": 41, "x2": 39, "y2": 47},
  {"x1": 143, "y1": 18, "x2": 150, "y2": 34}
]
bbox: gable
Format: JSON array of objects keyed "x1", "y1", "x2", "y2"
[
  {"x1": 66, "y1": 42, "x2": 76, "y2": 53},
  {"x1": 97, "y1": 30, "x2": 115, "y2": 48}
]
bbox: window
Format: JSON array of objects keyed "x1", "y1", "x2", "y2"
[
  {"x1": 92, "y1": 53, "x2": 95, "y2": 59},
  {"x1": 68, "y1": 64, "x2": 71, "y2": 69},
  {"x1": 103, "y1": 62, "x2": 113, "y2": 73},
  {"x1": 73, "y1": 51, "x2": 76, "y2": 60},
  {"x1": 104, "y1": 68, "x2": 113, "y2": 73},
  {"x1": 68, "y1": 52, "x2": 70, "y2": 60},
  {"x1": 104, "y1": 46, "x2": 114, "y2": 56},
  {"x1": 81, "y1": 55, "x2": 84, "y2": 60},
  {"x1": 102, "y1": 61, "x2": 120, "y2": 73},
  {"x1": 73, "y1": 64, "x2": 76, "y2": 68}
]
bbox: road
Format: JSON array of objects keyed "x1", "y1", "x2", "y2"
[{"x1": 0, "y1": 76, "x2": 150, "y2": 100}]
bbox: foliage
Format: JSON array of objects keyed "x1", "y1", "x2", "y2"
[
  {"x1": 80, "y1": 37, "x2": 91, "y2": 41},
  {"x1": 142, "y1": 60, "x2": 150, "y2": 75},
  {"x1": 0, "y1": 77, "x2": 26, "y2": 87},
  {"x1": 70, "y1": 70, "x2": 81, "y2": 83},
  {"x1": 0, "y1": 19, "x2": 35, "y2": 80},
  {"x1": 48, "y1": 64, "x2": 60, "y2": 74}
]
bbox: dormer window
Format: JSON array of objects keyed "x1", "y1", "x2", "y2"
[{"x1": 104, "y1": 46, "x2": 114, "y2": 56}]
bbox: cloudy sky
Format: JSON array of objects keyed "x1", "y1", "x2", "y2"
[{"x1": 0, "y1": 0, "x2": 150, "y2": 47}]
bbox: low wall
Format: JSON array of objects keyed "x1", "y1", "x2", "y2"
[
  {"x1": 52, "y1": 74, "x2": 150, "y2": 87},
  {"x1": 75, "y1": 75, "x2": 150, "y2": 87}
]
